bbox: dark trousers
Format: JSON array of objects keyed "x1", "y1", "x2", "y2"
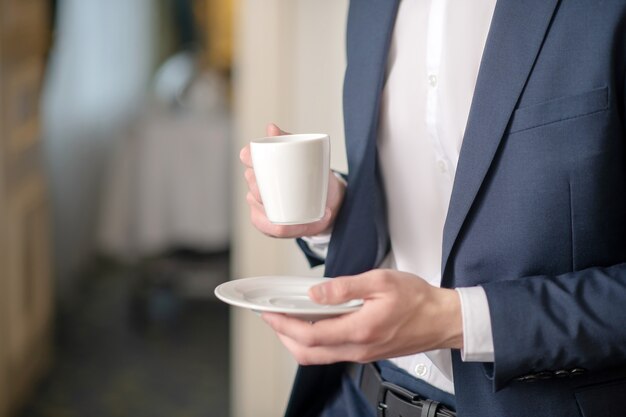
[{"x1": 320, "y1": 360, "x2": 456, "y2": 417}]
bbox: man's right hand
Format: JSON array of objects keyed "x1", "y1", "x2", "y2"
[{"x1": 239, "y1": 123, "x2": 346, "y2": 239}]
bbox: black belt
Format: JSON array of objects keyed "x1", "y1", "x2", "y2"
[{"x1": 349, "y1": 363, "x2": 456, "y2": 417}]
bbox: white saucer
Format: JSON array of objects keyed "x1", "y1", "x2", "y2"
[{"x1": 214, "y1": 276, "x2": 363, "y2": 321}]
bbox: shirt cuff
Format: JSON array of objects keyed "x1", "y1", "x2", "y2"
[
  {"x1": 456, "y1": 286, "x2": 495, "y2": 362},
  {"x1": 300, "y1": 232, "x2": 331, "y2": 259}
]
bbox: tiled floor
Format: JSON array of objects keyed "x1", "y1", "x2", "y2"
[{"x1": 20, "y1": 253, "x2": 230, "y2": 417}]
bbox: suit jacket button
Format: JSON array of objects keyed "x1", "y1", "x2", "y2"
[
  {"x1": 536, "y1": 371, "x2": 553, "y2": 380},
  {"x1": 517, "y1": 374, "x2": 537, "y2": 382}
]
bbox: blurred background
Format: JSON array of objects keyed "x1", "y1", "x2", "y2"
[{"x1": 0, "y1": 0, "x2": 347, "y2": 416}]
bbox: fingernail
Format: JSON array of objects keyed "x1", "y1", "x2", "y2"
[{"x1": 310, "y1": 284, "x2": 327, "y2": 303}]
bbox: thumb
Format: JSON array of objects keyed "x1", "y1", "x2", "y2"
[
  {"x1": 266, "y1": 123, "x2": 288, "y2": 136},
  {"x1": 309, "y1": 275, "x2": 372, "y2": 305}
]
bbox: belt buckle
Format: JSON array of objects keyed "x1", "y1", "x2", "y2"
[{"x1": 376, "y1": 380, "x2": 421, "y2": 417}]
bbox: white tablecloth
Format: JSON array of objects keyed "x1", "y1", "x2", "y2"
[{"x1": 98, "y1": 74, "x2": 231, "y2": 260}]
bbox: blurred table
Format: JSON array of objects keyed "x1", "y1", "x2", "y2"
[{"x1": 98, "y1": 73, "x2": 231, "y2": 261}]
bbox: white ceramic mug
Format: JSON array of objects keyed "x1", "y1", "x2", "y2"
[{"x1": 250, "y1": 133, "x2": 330, "y2": 224}]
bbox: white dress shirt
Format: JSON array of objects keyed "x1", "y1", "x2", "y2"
[{"x1": 304, "y1": 0, "x2": 497, "y2": 394}]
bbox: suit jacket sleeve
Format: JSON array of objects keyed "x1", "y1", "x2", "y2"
[{"x1": 482, "y1": 262, "x2": 626, "y2": 391}]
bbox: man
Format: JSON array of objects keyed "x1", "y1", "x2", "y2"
[{"x1": 240, "y1": 0, "x2": 626, "y2": 416}]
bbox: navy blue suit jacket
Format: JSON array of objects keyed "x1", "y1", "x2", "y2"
[{"x1": 290, "y1": 1, "x2": 626, "y2": 416}]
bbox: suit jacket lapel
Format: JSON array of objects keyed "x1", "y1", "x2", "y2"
[
  {"x1": 441, "y1": 0, "x2": 561, "y2": 282},
  {"x1": 343, "y1": 0, "x2": 400, "y2": 179},
  {"x1": 325, "y1": 0, "x2": 399, "y2": 277}
]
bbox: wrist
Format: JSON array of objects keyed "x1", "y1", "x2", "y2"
[{"x1": 437, "y1": 288, "x2": 464, "y2": 350}]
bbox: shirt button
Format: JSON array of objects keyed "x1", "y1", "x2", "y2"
[
  {"x1": 415, "y1": 363, "x2": 428, "y2": 377},
  {"x1": 428, "y1": 74, "x2": 438, "y2": 87},
  {"x1": 437, "y1": 160, "x2": 447, "y2": 173}
]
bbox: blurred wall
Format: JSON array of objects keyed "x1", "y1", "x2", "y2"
[
  {"x1": 232, "y1": 1, "x2": 348, "y2": 416},
  {"x1": 42, "y1": 0, "x2": 157, "y2": 297}
]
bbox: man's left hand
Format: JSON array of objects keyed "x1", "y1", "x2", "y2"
[{"x1": 262, "y1": 269, "x2": 464, "y2": 365}]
